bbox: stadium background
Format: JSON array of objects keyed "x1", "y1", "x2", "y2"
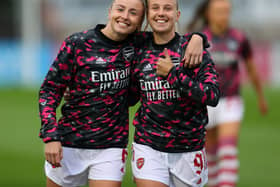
[{"x1": 0, "y1": 0, "x2": 279, "y2": 186}]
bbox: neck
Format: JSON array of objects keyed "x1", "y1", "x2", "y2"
[
  {"x1": 209, "y1": 23, "x2": 227, "y2": 36},
  {"x1": 153, "y1": 31, "x2": 176, "y2": 45},
  {"x1": 101, "y1": 25, "x2": 127, "y2": 42}
]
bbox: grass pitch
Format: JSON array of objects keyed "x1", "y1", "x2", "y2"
[{"x1": 0, "y1": 87, "x2": 279, "y2": 186}]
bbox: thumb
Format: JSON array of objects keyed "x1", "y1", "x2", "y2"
[
  {"x1": 59, "y1": 146, "x2": 63, "y2": 160},
  {"x1": 164, "y1": 48, "x2": 171, "y2": 60}
]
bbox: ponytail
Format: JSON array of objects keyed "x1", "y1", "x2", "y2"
[{"x1": 186, "y1": 0, "x2": 210, "y2": 32}]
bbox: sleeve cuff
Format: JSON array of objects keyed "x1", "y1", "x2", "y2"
[
  {"x1": 191, "y1": 32, "x2": 210, "y2": 48},
  {"x1": 41, "y1": 135, "x2": 61, "y2": 143}
]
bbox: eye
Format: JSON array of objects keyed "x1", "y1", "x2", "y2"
[
  {"x1": 164, "y1": 6, "x2": 173, "y2": 11},
  {"x1": 130, "y1": 10, "x2": 137, "y2": 15},
  {"x1": 117, "y1": 8, "x2": 124, "y2": 12},
  {"x1": 115, "y1": 5, "x2": 125, "y2": 12},
  {"x1": 151, "y1": 6, "x2": 159, "y2": 10}
]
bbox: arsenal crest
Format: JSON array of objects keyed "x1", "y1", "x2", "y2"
[
  {"x1": 122, "y1": 46, "x2": 135, "y2": 62},
  {"x1": 136, "y1": 157, "x2": 145, "y2": 169}
]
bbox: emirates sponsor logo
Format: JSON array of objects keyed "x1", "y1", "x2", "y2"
[
  {"x1": 136, "y1": 157, "x2": 145, "y2": 169},
  {"x1": 91, "y1": 67, "x2": 130, "y2": 92},
  {"x1": 139, "y1": 78, "x2": 181, "y2": 101}
]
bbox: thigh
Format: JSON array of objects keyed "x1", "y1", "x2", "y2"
[
  {"x1": 135, "y1": 178, "x2": 168, "y2": 187},
  {"x1": 206, "y1": 127, "x2": 218, "y2": 149},
  {"x1": 169, "y1": 149, "x2": 208, "y2": 187},
  {"x1": 88, "y1": 180, "x2": 121, "y2": 187},
  {"x1": 89, "y1": 148, "x2": 127, "y2": 182},
  {"x1": 46, "y1": 177, "x2": 62, "y2": 187},
  {"x1": 131, "y1": 143, "x2": 170, "y2": 186},
  {"x1": 45, "y1": 161, "x2": 64, "y2": 186},
  {"x1": 218, "y1": 121, "x2": 241, "y2": 139}
]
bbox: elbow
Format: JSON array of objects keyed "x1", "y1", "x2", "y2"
[
  {"x1": 207, "y1": 88, "x2": 220, "y2": 107},
  {"x1": 208, "y1": 98, "x2": 219, "y2": 107}
]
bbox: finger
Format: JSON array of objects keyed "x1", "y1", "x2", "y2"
[
  {"x1": 52, "y1": 149, "x2": 62, "y2": 168},
  {"x1": 188, "y1": 55, "x2": 195, "y2": 68},
  {"x1": 163, "y1": 48, "x2": 170, "y2": 59},
  {"x1": 156, "y1": 68, "x2": 160, "y2": 75},
  {"x1": 199, "y1": 53, "x2": 203, "y2": 63},
  {"x1": 194, "y1": 55, "x2": 200, "y2": 66},
  {"x1": 156, "y1": 60, "x2": 161, "y2": 69},
  {"x1": 55, "y1": 152, "x2": 61, "y2": 164},
  {"x1": 183, "y1": 55, "x2": 190, "y2": 68},
  {"x1": 45, "y1": 154, "x2": 51, "y2": 164},
  {"x1": 59, "y1": 148, "x2": 63, "y2": 161},
  {"x1": 45, "y1": 151, "x2": 53, "y2": 164},
  {"x1": 51, "y1": 152, "x2": 59, "y2": 165},
  {"x1": 193, "y1": 54, "x2": 201, "y2": 67}
]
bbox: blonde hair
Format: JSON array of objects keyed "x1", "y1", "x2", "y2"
[{"x1": 145, "y1": 0, "x2": 179, "y2": 10}]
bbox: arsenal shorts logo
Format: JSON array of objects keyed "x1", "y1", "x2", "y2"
[{"x1": 136, "y1": 157, "x2": 144, "y2": 169}]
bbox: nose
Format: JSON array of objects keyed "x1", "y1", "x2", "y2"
[
  {"x1": 158, "y1": 7, "x2": 164, "y2": 16},
  {"x1": 121, "y1": 10, "x2": 129, "y2": 19}
]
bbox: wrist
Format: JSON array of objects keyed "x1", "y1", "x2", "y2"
[
  {"x1": 191, "y1": 32, "x2": 210, "y2": 48},
  {"x1": 166, "y1": 66, "x2": 176, "y2": 78}
]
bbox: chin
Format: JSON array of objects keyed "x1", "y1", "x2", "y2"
[
  {"x1": 151, "y1": 25, "x2": 170, "y2": 33},
  {"x1": 153, "y1": 28, "x2": 169, "y2": 34},
  {"x1": 115, "y1": 28, "x2": 131, "y2": 35}
]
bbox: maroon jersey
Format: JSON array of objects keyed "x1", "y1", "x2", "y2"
[
  {"x1": 203, "y1": 27, "x2": 252, "y2": 97},
  {"x1": 131, "y1": 33, "x2": 220, "y2": 153},
  {"x1": 39, "y1": 24, "x2": 136, "y2": 149}
]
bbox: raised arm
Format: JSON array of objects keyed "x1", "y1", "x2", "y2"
[{"x1": 183, "y1": 32, "x2": 210, "y2": 68}]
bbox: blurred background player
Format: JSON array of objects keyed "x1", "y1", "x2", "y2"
[
  {"x1": 130, "y1": 0, "x2": 220, "y2": 187},
  {"x1": 186, "y1": 0, "x2": 268, "y2": 187}
]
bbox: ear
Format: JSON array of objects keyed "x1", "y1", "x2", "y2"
[
  {"x1": 176, "y1": 10, "x2": 181, "y2": 22},
  {"x1": 108, "y1": 7, "x2": 112, "y2": 19}
]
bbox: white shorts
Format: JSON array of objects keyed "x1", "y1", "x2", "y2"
[
  {"x1": 45, "y1": 147, "x2": 127, "y2": 187},
  {"x1": 207, "y1": 96, "x2": 244, "y2": 129},
  {"x1": 131, "y1": 143, "x2": 208, "y2": 187}
]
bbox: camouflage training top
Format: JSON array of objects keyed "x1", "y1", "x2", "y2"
[
  {"x1": 203, "y1": 27, "x2": 252, "y2": 97},
  {"x1": 39, "y1": 24, "x2": 137, "y2": 149},
  {"x1": 131, "y1": 32, "x2": 220, "y2": 153}
]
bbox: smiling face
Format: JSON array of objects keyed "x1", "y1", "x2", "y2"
[
  {"x1": 105, "y1": 0, "x2": 144, "y2": 40},
  {"x1": 147, "y1": 0, "x2": 180, "y2": 35}
]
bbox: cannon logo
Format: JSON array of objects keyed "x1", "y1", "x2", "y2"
[
  {"x1": 136, "y1": 157, "x2": 145, "y2": 169},
  {"x1": 122, "y1": 46, "x2": 134, "y2": 62}
]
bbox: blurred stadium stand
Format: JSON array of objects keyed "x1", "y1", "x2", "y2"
[{"x1": 0, "y1": 0, "x2": 279, "y2": 87}]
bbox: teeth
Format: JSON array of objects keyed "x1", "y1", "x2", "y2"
[
  {"x1": 118, "y1": 22, "x2": 128, "y2": 26},
  {"x1": 156, "y1": 20, "x2": 166, "y2": 23}
]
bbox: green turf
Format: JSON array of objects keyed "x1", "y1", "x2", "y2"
[{"x1": 0, "y1": 87, "x2": 279, "y2": 186}]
